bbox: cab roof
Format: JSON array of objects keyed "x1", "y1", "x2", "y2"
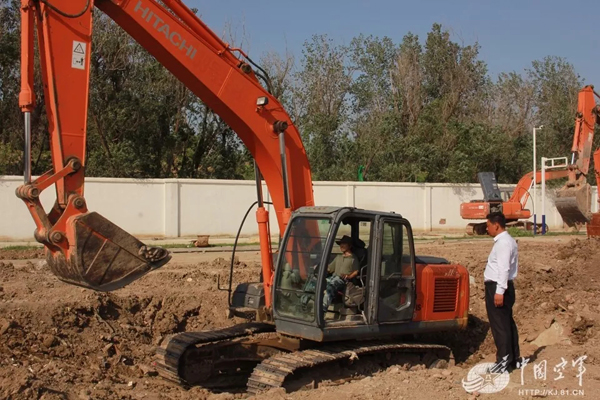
[{"x1": 294, "y1": 206, "x2": 403, "y2": 219}]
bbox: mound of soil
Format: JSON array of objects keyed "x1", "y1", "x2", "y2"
[
  {"x1": 0, "y1": 247, "x2": 44, "y2": 260},
  {"x1": 0, "y1": 258, "x2": 258, "y2": 399}
]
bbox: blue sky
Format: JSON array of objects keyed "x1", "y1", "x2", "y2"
[{"x1": 188, "y1": 0, "x2": 599, "y2": 85}]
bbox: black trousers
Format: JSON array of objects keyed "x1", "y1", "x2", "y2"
[{"x1": 485, "y1": 280, "x2": 520, "y2": 367}]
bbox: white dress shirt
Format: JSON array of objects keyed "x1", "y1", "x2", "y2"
[{"x1": 484, "y1": 231, "x2": 518, "y2": 295}]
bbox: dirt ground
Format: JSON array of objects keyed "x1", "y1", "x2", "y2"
[{"x1": 1, "y1": 236, "x2": 600, "y2": 399}]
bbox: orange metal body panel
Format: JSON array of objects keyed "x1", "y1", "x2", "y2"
[
  {"x1": 459, "y1": 201, "x2": 490, "y2": 220},
  {"x1": 502, "y1": 201, "x2": 531, "y2": 219},
  {"x1": 587, "y1": 213, "x2": 600, "y2": 237},
  {"x1": 412, "y1": 263, "x2": 469, "y2": 328}
]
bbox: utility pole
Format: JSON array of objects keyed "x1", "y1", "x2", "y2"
[{"x1": 532, "y1": 125, "x2": 543, "y2": 235}]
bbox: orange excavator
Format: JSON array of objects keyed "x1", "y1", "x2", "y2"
[
  {"x1": 16, "y1": 0, "x2": 469, "y2": 393},
  {"x1": 460, "y1": 86, "x2": 600, "y2": 237},
  {"x1": 460, "y1": 169, "x2": 569, "y2": 235}
]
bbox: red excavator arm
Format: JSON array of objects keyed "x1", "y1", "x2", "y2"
[
  {"x1": 504, "y1": 169, "x2": 569, "y2": 218},
  {"x1": 555, "y1": 85, "x2": 600, "y2": 232},
  {"x1": 17, "y1": 0, "x2": 314, "y2": 297}
]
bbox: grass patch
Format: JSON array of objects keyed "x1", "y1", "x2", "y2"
[
  {"x1": 158, "y1": 242, "x2": 272, "y2": 249},
  {"x1": 501, "y1": 228, "x2": 584, "y2": 238},
  {"x1": 507, "y1": 227, "x2": 534, "y2": 237},
  {"x1": 541, "y1": 231, "x2": 586, "y2": 237},
  {"x1": 442, "y1": 235, "x2": 488, "y2": 240},
  {"x1": 412, "y1": 234, "x2": 491, "y2": 241},
  {"x1": 0, "y1": 245, "x2": 43, "y2": 251}
]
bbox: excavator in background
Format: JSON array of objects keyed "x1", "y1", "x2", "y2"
[
  {"x1": 16, "y1": 0, "x2": 469, "y2": 393},
  {"x1": 461, "y1": 170, "x2": 568, "y2": 235},
  {"x1": 460, "y1": 85, "x2": 600, "y2": 237}
]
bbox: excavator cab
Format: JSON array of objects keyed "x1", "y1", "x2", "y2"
[
  {"x1": 273, "y1": 207, "x2": 414, "y2": 337},
  {"x1": 274, "y1": 210, "x2": 373, "y2": 324},
  {"x1": 271, "y1": 207, "x2": 468, "y2": 342}
]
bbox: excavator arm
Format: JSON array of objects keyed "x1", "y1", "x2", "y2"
[
  {"x1": 503, "y1": 169, "x2": 570, "y2": 217},
  {"x1": 17, "y1": 0, "x2": 314, "y2": 298},
  {"x1": 555, "y1": 85, "x2": 600, "y2": 227}
]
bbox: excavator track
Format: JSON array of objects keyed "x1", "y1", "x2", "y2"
[
  {"x1": 154, "y1": 322, "x2": 276, "y2": 386},
  {"x1": 247, "y1": 341, "x2": 452, "y2": 394},
  {"x1": 156, "y1": 324, "x2": 453, "y2": 394}
]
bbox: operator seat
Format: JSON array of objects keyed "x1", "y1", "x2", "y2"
[{"x1": 353, "y1": 238, "x2": 368, "y2": 269}]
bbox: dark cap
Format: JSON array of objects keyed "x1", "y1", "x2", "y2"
[{"x1": 335, "y1": 235, "x2": 353, "y2": 246}]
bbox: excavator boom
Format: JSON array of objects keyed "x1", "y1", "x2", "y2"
[{"x1": 17, "y1": 0, "x2": 314, "y2": 294}]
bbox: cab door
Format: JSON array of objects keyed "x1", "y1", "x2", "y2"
[{"x1": 373, "y1": 218, "x2": 416, "y2": 323}]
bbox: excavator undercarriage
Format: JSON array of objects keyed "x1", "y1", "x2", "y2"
[{"x1": 154, "y1": 323, "x2": 453, "y2": 394}]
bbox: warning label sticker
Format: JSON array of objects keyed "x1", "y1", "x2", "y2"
[{"x1": 71, "y1": 41, "x2": 86, "y2": 70}]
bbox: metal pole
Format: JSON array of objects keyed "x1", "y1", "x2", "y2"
[
  {"x1": 532, "y1": 125, "x2": 543, "y2": 235},
  {"x1": 279, "y1": 131, "x2": 291, "y2": 209},
  {"x1": 24, "y1": 112, "x2": 32, "y2": 184},
  {"x1": 541, "y1": 157, "x2": 547, "y2": 235},
  {"x1": 253, "y1": 160, "x2": 263, "y2": 208},
  {"x1": 533, "y1": 126, "x2": 536, "y2": 236}
]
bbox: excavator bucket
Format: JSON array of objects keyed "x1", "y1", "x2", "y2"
[
  {"x1": 555, "y1": 183, "x2": 592, "y2": 227},
  {"x1": 46, "y1": 212, "x2": 171, "y2": 292}
]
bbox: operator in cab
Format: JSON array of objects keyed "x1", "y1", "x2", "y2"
[{"x1": 323, "y1": 235, "x2": 360, "y2": 311}]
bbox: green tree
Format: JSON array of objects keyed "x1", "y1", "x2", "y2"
[
  {"x1": 528, "y1": 56, "x2": 583, "y2": 160},
  {"x1": 293, "y1": 35, "x2": 354, "y2": 180},
  {"x1": 347, "y1": 34, "x2": 400, "y2": 180}
]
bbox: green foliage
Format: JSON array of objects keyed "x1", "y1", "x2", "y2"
[
  {"x1": 0, "y1": 5, "x2": 589, "y2": 186},
  {"x1": 507, "y1": 227, "x2": 534, "y2": 237}
]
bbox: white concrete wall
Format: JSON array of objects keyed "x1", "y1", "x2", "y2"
[{"x1": 1, "y1": 175, "x2": 597, "y2": 240}]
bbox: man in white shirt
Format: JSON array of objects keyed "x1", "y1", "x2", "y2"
[{"x1": 484, "y1": 212, "x2": 520, "y2": 371}]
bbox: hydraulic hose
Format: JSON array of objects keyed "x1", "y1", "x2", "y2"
[
  {"x1": 39, "y1": 0, "x2": 91, "y2": 18},
  {"x1": 226, "y1": 200, "x2": 273, "y2": 307}
]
